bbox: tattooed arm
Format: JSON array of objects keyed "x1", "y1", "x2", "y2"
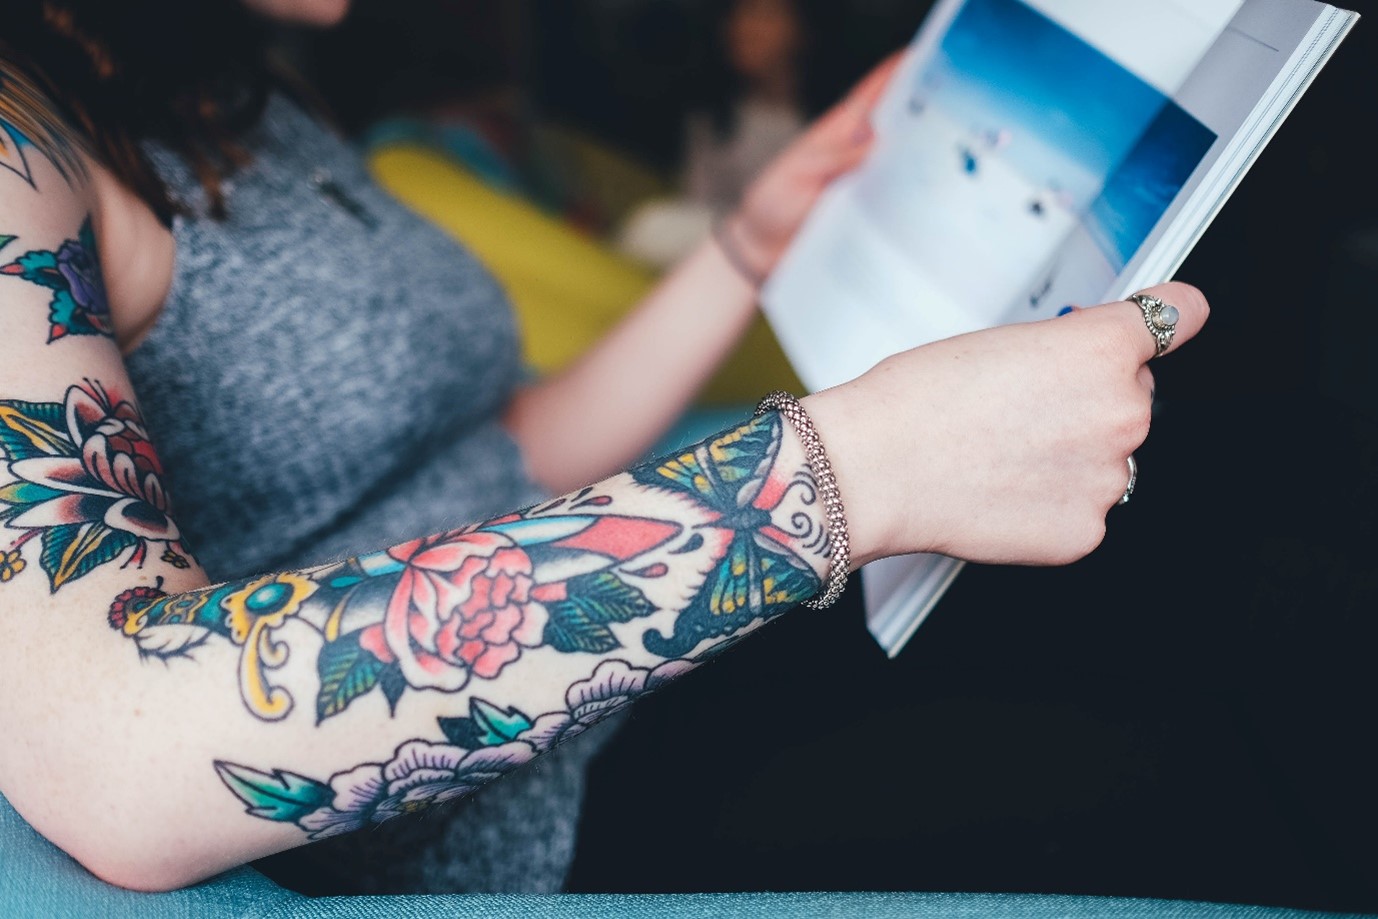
[
  {"x1": 0, "y1": 83, "x2": 844, "y2": 886},
  {"x1": 0, "y1": 54, "x2": 1211, "y2": 894},
  {"x1": 1, "y1": 381, "x2": 836, "y2": 891},
  {"x1": 0, "y1": 58, "x2": 842, "y2": 892}
]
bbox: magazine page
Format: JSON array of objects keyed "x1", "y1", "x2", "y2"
[
  {"x1": 757, "y1": 0, "x2": 1350, "y2": 655},
  {"x1": 761, "y1": 0, "x2": 1240, "y2": 393}
]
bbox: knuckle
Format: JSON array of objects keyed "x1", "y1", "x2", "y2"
[{"x1": 1118, "y1": 402, "x2": 1153, "y2": 447}]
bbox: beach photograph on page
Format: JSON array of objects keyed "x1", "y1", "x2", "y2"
[{"x1": 852, "y1": 0, "x2": 1217, "y2": 334}]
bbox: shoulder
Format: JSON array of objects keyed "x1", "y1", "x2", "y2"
[
  {"x1": 0, "y1": 54, "x2": 100, "y2": 265},
  {"x1": 1, "y1": 51, "x2": 90, "y2": 196},
  {"x1": 0, "y1": 52, "x2": 111, "y2": 350}
]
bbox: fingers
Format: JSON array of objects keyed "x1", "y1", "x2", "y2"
[
  {"x1": 811, "y1": 50, "x2": 906, "y2": 143},
  {"x1": 843, "y1": 50, "x2": 906, "y2": 118},
  {"x1": 1136, "y1": 364, "x2": 1155, "y2": 399},
  {"x1": 819, "y1": 139, "x2": 874, "y2": 184}
]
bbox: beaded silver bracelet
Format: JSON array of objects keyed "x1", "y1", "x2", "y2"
[{"x1": 754, "y1": 391, "x2": 851, "y2": 609}]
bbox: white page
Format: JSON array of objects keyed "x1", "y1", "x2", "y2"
[
  {"x1": 764, "y1": 0, "x2": 1241, "y2": 392},
  {"x1": 758, "y1": 0, "x2": 1348, "y2": 656}
]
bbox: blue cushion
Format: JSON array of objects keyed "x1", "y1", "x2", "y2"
[{"x1": 5, "y1": 791, "x2": 1372, "y2": 918}]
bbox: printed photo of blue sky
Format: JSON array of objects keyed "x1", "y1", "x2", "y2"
[{"x1": 923, "y1": 0, "x2": 1216, "y2": 271}]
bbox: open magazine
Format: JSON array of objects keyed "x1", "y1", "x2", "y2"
[{"x1": 759, "y1": 0, "x2": 1358, "y2": 657}]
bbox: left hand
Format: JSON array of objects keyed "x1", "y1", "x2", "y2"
[{"x1": 723, "y1": 51, "x2": 904, "y2": 281}]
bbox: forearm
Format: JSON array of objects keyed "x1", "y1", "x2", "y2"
[
  {"x1": 502, "y1": 48, "x2": 907, "y2": 494},
  {"x1": 0, "y1": 409, "x2": 834, "y2": 891},
  {"x1": 504, "y1": 236, "x2": 760, "y2": 494}
]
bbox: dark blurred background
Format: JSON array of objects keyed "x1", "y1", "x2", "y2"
[{"x1": 282, "y1": 0, "x2": 1378, "y2": 911}]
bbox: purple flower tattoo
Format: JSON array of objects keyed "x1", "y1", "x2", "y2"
[{"x1": 1, "y1": 217, "x2": 113, "y2": 341}]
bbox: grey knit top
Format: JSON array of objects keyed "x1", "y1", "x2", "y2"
[{"x1": 125, "y1": 93, "x2": 601, "y2": 895}]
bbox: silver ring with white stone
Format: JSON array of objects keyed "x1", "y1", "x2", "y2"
[
  {"x1": 1131, "y1": 293, "x2": 1179, "y2": 358},
  {"x1": 1118, "y1": 454, "x2": 1138, "y2": 506}
]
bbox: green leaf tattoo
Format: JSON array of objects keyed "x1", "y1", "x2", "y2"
[
  {"x1": 543, "y1": 571, "x2": 657, "y2": 654},
  {"x1": 39, "y1": 523, "x2": 139, "y2": 591},
  {"x1": 438, "y1": 698, "x2": 534, "y2": 749},
  {"x1": 219, "y1": 658, "x2": 697, "y2": 839},
  {"x1": 213, "y1": 763, "x2": 333, "y2": 823},
  {"x1": 315, "y1": 630, "x2": 388, "y2": 724}
]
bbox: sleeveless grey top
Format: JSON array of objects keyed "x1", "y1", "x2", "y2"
[{"x1": 125, "y1": 93, "x2": 601, "y2": 895}]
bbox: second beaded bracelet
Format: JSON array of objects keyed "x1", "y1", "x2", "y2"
[{"x1": 754, "y1": 391, "x2": 852, "y2": 609}]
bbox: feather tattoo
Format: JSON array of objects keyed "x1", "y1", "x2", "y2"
[{"x1": 0, "y1": 66, "x2": 85, "y2": 188}]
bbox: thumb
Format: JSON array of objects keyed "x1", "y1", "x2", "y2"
[
  {"x1": 1083, "y1": 281, "x2": 1210, "y2": 363},
  {"x1": 811, "y1": 50, "x2": 906, "y2": 144}
]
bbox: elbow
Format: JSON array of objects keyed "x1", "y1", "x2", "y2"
[
  {"x1": 2, "y1": 769, "x2": 238, "y2": 894},
  {"x1": 64, "y1": 824, "x2": 208, "y2": 893}
]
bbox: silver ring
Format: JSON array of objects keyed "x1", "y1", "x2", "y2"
[
  {"x1": 1131, "y1": 293, "x2": 1179, "y2": 358},
  {"x1": 1118, "y1": 455, "x2": 1138, "y2": 505}
]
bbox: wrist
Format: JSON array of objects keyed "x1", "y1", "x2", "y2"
[
  {"x1": 798, "y1": 384, "x2": 899, "y2": 570},
  {"x1": 717, "y1": 211, "x2": 776, "y2": 286},
  {"x1": 756, "y1": 392, "x2": 852, "y2": 608}
]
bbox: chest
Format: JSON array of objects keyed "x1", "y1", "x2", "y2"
[{"x1": 113, "y1": 98, "x2": 522, "y2": 570}]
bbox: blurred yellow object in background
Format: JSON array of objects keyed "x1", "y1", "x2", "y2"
[{"x1": 367, "y1": 142, "x2": 803, "y2": 406}]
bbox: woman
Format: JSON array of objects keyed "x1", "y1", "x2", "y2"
[{"x1": 0, "y1": 0, "x2": 1205, "y2": 895}]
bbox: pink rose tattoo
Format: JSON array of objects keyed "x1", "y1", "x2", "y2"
[{"x1": 361, "y1": 531, "x2": 550, "y2": 691}]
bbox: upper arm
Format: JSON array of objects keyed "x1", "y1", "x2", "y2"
[
  {"x1": 0, "y1": 54, "x2": 212, "y2": 879},
  {"x1": 2, "y1": 57, "x2": 114, "y2": 375},
  {"x1": 0, "y1": 57, "x2": 202, "y2": 590}
]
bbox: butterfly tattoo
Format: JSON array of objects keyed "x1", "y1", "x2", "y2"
[{"x1": 632, "y1": 413, "x2": 822, "y2": 658}]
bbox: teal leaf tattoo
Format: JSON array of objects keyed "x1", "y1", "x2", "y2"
[
  {"x1": 315, "y1": 631, "x2": 387, "y2": 724},
  {"x1": 215, "y1": 659, "x2": 696, "y2": 835},
  {"x1": 0, "y1": 234, "x2": 13, "y2": 252},
  {"x1": 379, "y1": 664, "x2": 407, "y2": 715},
  {"x1": 6, "y1": 249, "x2": 65, "y2": 290},
  {"x1": 215, "y1": 762, "x2": 333, "y2": 823},
  {"x1": 0, "y1": 480, "x2": 64, "y2": 524},
  {"x1": 472, "y1": 699, "x2": 533, "y2": 743},
  {"x1": 543, "y1": 572, "x2": 656, "y2": 654},
  {"x1": 0, "y1": 400, "x2": 72, "y2": 462},
  {"x1": 39, "y1": 523, "x2": 139, "y2": 592},
  {"x1": 544, "y1": 605, "x2": 619, "y2": 654},
  {"x1": 438, "y1": 698, "x2": 534, "y2": 749}
]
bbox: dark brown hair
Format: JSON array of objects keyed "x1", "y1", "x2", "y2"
[{"x1": 3, "y1": 0, "x2": 273, "y2": 221}]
